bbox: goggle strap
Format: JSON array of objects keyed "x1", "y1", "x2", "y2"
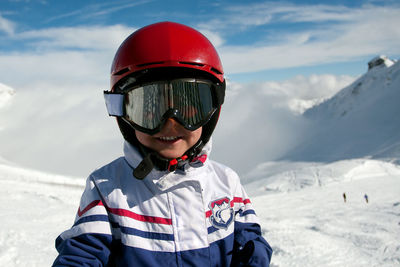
[
  {"x1": 132, "y1": 139, "x2": 205, "y2": 179},
  {"x1": 104, "y1": 91, "x2": 124, "y2": 116},
  {"x1": 214, "y1": 80, "x2": 226, "y2": 106},
  {"x1": 133, "y1": 152, "x2": 154, "y2": 180},
  {"x1": 105, "y1": 79, "x2": 224, "y2": 118}
]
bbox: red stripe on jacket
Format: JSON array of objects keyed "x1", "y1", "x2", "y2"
[{"x1": 77, "y1": 200, "x2": 172, "y2": 225}]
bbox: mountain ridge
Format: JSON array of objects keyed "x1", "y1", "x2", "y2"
[{"x1": 282, "y1": 55, "x2": 400, "y2": 163}]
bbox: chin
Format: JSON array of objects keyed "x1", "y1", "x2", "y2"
[
  {"x1": 158, "y1": 150, "x2": 184, "y2": 159},
  {"x1": 158, "y1": 151, "x2": 183, "y2": 159}
]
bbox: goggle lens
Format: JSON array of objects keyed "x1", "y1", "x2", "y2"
[{"x1": 123, "y1": 79, "x2": 216, "y2": 133}]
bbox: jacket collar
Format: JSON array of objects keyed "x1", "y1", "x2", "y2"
[{"x1": 123, "y1": 140, "x2": 212, "y2": 191}]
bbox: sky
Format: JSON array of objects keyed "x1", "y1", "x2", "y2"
[{"x1": 0, "y1": 0, "x2": 399, "y2": 177}]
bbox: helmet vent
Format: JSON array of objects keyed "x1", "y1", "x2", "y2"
[
  {"x1": 137, "y1": 61, "x2": 165, "y2": 67},
  {"x1": 210, "y1": 67, "x2": 222, "y2": 75},
  {"x1": 113, "y1": 68, "x2": 130, "y2": 76},
  {"x1": 179, "y1": 61, "x2": 204, "y2": 67}
]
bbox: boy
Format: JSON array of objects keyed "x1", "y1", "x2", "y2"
[{"x1": 53, "y1": 21, "x2": 272, "y2": 266}]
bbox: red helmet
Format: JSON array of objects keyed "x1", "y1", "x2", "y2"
[
  {"x1": 107, "y1": 22, "x2": 225, "y2": 179},
  {"x1": 110, "y1": 21, "x2": 224, "y2": 91}
]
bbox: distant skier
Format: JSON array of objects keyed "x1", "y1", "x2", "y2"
[
  {"x1": 364, "y1": 194, "x2": 369, "y2": 203},
  {"x1": 343, "y1": 192, "x2": 347, "y2": 203}
]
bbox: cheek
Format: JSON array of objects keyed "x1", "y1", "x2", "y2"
[
  {"x1": 135, "y1": 130, "x2": 152, "y2": 147},
  {"x1": 190, "y1": 127, "x2": 202, "y2": 144}
]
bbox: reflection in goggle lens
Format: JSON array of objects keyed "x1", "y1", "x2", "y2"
[{"x1": 124, "y1": 79, "x2": 216, "y2": 132}]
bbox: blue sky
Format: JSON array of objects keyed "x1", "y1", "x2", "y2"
[
  {"x1": 0, "y1": 0, "x2": 399, "y2": 177},
  {"x1": 2, "y1": 0, "x2": 399, "y2": 81}
]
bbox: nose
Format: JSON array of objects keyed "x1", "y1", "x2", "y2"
[{"x1": 161, "y1": 117, "x2": 182, "y2": 132}]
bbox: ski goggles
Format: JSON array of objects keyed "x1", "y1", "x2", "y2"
[{"x1": 104, "y1": 78, "x2": 219, "y2": 135}]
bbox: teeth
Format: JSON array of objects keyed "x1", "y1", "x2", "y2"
[{"x1": 158, "y1": 136, "x2": 180, "y2": 141}]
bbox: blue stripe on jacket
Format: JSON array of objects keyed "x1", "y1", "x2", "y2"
[{"x1": 74, "y1": 215, "x2": 174, "y2": 242}]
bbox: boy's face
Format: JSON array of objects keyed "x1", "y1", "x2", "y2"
[{"x1": 135, "y1": 118, "x2": 202, "y2": 159}]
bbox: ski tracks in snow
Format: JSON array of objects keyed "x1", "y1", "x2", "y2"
[
  {"x1": 252, "y1": 174, "x2": 400, "y2": 266},
  {"x1": 0, "y1": 163, "x2": 84, "y2": 266}
]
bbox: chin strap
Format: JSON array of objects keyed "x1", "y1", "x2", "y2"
[{"x1": 132, "y1": 140, "x2": 205, "y2": 180}]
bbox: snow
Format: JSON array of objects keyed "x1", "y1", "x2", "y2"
[
  {"x1": 244, "y1": 160, "x2": 400, "y2": 266},
  {"x1": 252, "y1": 165, "x2": 400, "y2": 266},
  {"x1": 285, "y1": 57, "x2": 400, "y2": 163},
  {"x1": 0, "y1": 158, "x2": 399, "y2": 266},
  {"x1": 1, "y1": 55, "x2": 400, "y2": 266},
  {"x1": 0, "y1": 163, "x2": 84, "y2": 266},
  {"x1": 244, "y1": 159, "x2": 400, "y2": 195},
  {"x1": 368, "y1": 55, "x2": 395, "y2": 70}
]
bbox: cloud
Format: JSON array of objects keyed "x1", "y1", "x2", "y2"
[
  {"x1": 0, "y1": 25, "x2": 136, "y2": 89},
  {"x1": 0, "y1": 80, "x2": 123, "y2": 177},
  {"x1": 197, "y1": 28, "x2": 225, "y2": 48},
  {"x1": 45, "y1": 0, "x2": 153, "y2": 23},
  {"x1": 0, "y1": 2, "x2": 391, "y2": 177},
  {"x1": 3, "y1": 3, "x2": 399, "y2": 76},
  {"x1": 0, "y1": 25, "x2": 136, "y2": 176},
  {"x1": 0, "y1": 14, "x2": 16, "y2": 35},
  {"x1": 11, "y1": 24, "x2": 135, "y2": 51},
  {"x1": 0, "y1": 67, "x2": 355, "y2": 177},
  {"x1": 86, "y1": 0, "x2": 153, "y2": 18},
  {"x1": 212, "y1": 74, "x2": 356, "y2": 176},
  {"x1": 0, "y1": 83, "x2": 15, "y2": 110},
  {"x1": 199, "y1": 3, "x2": 400, "y2": 74},
  {"x1": 204, "y1": 2, "x2": 395, "y2": 31}
]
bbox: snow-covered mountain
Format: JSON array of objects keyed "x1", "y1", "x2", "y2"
[
  {"x1": 250, "y1": 158, "x2": 400, "y2": 266},
  {"x1": 1, "y1": 149, "x2": 399, "y2": 266},
  {"x1": 1, "y1": 56, "x2": 399, "y2": 266},
  {"x1": 282, "y1": 55, "x2": 400, "y2": 163},
  {"x1": 241, "y1": 56, "x2": 400, "y2": 265}
]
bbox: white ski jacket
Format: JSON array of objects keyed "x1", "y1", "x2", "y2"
[{"x1": 53, "y1": 141, "x2": 272, "y2": 266}]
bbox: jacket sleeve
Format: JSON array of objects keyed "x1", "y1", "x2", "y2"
[
  {"x1": 53, "y1": 176, "x2": 113, "y2": 266},
  {"x1": 231, "y1": 181, "x2": 273, "y2": 267}
]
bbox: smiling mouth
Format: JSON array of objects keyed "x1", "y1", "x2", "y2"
[{"x1": 156, "y1": 136, "x2": 182, "y2": 142}]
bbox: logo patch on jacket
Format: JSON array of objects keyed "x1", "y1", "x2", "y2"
[{"x1": 209, "y1": 197, "x2": 234, "y2": 229}]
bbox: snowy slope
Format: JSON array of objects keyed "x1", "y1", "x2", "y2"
[
  {"x1": 0, "y1": 163, "x2": 84, "y2": 266},
  {"x1": 283, "y1": 56, "x2": 400, "y2": 163},
  {"x1": 251, "y1": 159, "x2": 400, "y2": 266},
  {"x1": 242, "y1": 56, "x2": 400, "y2": 266},
  {"x1": 245, "y1": 159, "x2": 400, "y2": 196},
  {"x1": 1, "y1": 56, "x2": 400, "y2": 266},
  {"x1": 1, "y1": 157, "x2": 399, "y2": 266}
]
